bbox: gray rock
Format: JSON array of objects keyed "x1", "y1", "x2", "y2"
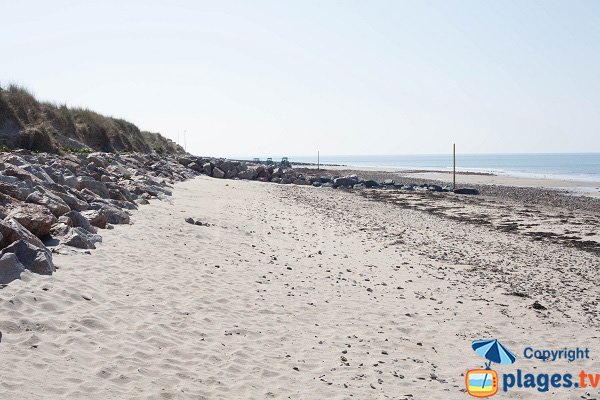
[
  {"x1": 0, "y1": 240, "x2": 54, "y2": 276},
  {"x1": 86, "y1": 154, "x2": 109, "y2": 168},
  {"x1": 2, "y1": 165, "x2": 43, "y2": 185},
  {"x1": 333, "y1": 176, "x2": 358, "y2": 188},
  {"x1": 353, "y1": 183, "x2": 366, "y2": 189},
  {"x1": 97, "y1": 204, "x2": 130, "y2": 225},
  {"x1": 238, "y1": 168, "x2": 258, "y2": 180},
  {"x1": 5, "y1": 203, "x2": 57, "y2": 238},
  {"x1": 185, "y1": 217, "x2": 195, "y2": 224},
  {"x1": 0, "y1": 176, "x2": 34, "y2": 200},
  {"x1": 50, "y1": 222, "x2": 71, "y2": 237},
  {"x1": 75, "y1": 176, "x2": 110, "y2": 198},
  {"x1": 225, "y1": 166, "x2": 241, "y2": 178},
  {"x1": 57, "y1": 215, "x2": 73, "y2": 227},
  {"x1": 383, "y1": 179, "x2": 394, "y2": 185},
  {"x1": 0, "y1": 217, "x2": 46, "y2": 249},
  {"x1": 81, "y1": 209, "x2": 108, "y2": 229},
  {"x1": 212, "y1": 167, "x2": 225, "y2": 179},
  {"x1": 63, "y1": 210, "x2": 97, "y2": 233},
  {"x1": 39, "y1": 186, "x2": 89, "y2": 211},
  {"x1": 177, "y1": 156, "x2": 194, "y2": 166},
  {"x1": 0, "y1": 253, "x2": 26, "y2": 285},
  {"x1": 454, "y1": 188, "x2": 479, "y2": 195},
  {"x1": 272, "y1": 168, "x2": 284, "y2": 178},
  {"x1": 26, "y1": 190, "x2": 71, "y2": 216},
  {"x1": 63, "y1": 175, "x2": 78, "y2": 189},
  {"x1": 187, "y1": 162, "x2": 204, "y2": 173},
  {"x1": 106, "y1": 163, "x2": 132, "y2": 178},
  {"x1": 63, "y1": 227, "x2": 102, "y2": 249},
  {"x1": 364, "y1": 180, "x2": 379, "y2": 188},
  {"x1": 202, "y1": 163, "x2": 213, "y2": 176}
]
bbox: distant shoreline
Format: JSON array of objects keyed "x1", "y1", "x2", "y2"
[{"x1": 230, "y1": 159, "x2": 600, "y2": 197}]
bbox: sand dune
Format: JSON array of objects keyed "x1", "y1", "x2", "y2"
[{"x1": 0, "y1": 176, "x2": 598, "y2": 399}]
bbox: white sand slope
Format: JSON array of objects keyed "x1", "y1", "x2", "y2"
[{"x1": 0, "y1": 176, "x2": 598, "y2": 399}]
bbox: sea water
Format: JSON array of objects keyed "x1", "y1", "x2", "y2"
[{"x1": 288, "y1": 153, "x2": 600, "y2": 183}]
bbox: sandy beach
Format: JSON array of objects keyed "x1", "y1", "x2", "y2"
[
  {"x1": 3, "y1": 1, "x2": 600, "y2": 398},
  {"x1": 1, "y1": 176, "x2": 599, "y2": 399}
]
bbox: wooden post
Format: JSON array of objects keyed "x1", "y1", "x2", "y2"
[
  {"x1": 453, "y1": 143, "x2": 456, "y2": 189},
  {"x1": 317, "y1": 150, "x2": 320, "y2": 171}
]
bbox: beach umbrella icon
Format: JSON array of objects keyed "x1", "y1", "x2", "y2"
[
  {"x1": 471, "y1": 339, "x2": 516, "y2": 390},
  {"x1": 472, "y1": 339, "x2": 517, "y2": 368}
]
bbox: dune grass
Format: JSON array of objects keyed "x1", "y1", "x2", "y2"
[{"x1": 0, "y1": 83, "x2": 185, "y2": 155}]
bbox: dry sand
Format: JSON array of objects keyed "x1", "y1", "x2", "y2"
[{"x1": 0, "y1": 176, "x2": 599, "y2": 399}]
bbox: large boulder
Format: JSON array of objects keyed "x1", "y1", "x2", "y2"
[
  {"x1": 50, "y1": 222, "x2": 71, "y2": 237},
  {"x1": 333, "y1": 176, "x2": 358, "y2": 188},
  {"x1": 225, "y1": 167, "x2": 240, "y2": 179},
  {"x1": 2, "y1": 165, "x2": 42, "y2": 186},
  {"x1": 454, "y1": 188, "x2": 480, "y2": 195},
  {"x1": 86, "y1": 153, "x2": 109, "y2": 169},
  {"x1": 0, "y1": 253, "x2": 26, "y2": 285},
  {"x1": 187, "y1": 162, "x2": 203, "y2": 173},
  {"x1": 63, "y1": 210, "x2": 97, "y2": 233},
  {"x1": 238, "y1": 168, "x2": 258, "y2": 180},
  {"x1": 177, "y1": 156, "x2": 194, "y2": 166},
  {"x1": 0, "y1": 175, "x2": 34, "y2": 200},
  {"x1": 98, "y1": 204, "x2": 130, "y2": 225},
  {"x1": 63, "y1": 227, "x2": 102, "y2": 249},
  {"x1": 5, "y1": 203, "x2": 57, "y2": 238},
  {"x1": 0, "y1": 217, "x2": 46, "y2": 249},
  {"x1": 75, "y1": 176, "x2": 110, "y2": 198},
  {"x1": 212, "y1": 167, "x2": 225, "y2": 179},
  {"x1": 81, "y1": 204, "x2": 129, "y2": 228},
  {"x1": 0, "y1": 240, "x2": 54, "y2": 277},
  {"x1": 106, "y1": 163, "x2": 132, "y2": 178},
  {"x1": 39, "y1": 186, "x2": 89, "y2": 212},
  {"x1": 81, "y1": 209, "x2": 108, "y2": 229},
  {"x1": 25, "y1": 190, "x2": 70, "y2": 217},
  {"x1": 202, "y1": 163, "x2": 213, "y2": 176}
]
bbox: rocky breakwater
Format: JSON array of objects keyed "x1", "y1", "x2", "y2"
[
  {"x1": 190, "y1": 158, "x2": 479, "y2": 194},
  {"x1": 0, "y1": 150, "x2": 198, "y2": 285}
]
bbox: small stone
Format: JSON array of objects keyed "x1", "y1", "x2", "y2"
[{"x1": 532, "y1": 301, "x2": 547, "y2": 310}]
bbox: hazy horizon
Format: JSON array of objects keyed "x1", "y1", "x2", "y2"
[{"x1": 2, "y1": 0, "x2": 600, "y2": 156}]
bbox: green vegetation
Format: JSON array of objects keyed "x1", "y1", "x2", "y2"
[{"x1": 0, "y1": 83, "x2": 186, "y2": 155}]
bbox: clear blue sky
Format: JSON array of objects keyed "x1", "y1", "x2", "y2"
[{"x1": 2, "y1": 0, "x2": 599, "y2": 157}]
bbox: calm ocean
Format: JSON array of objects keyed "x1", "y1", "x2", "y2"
[{"x1": 288, "y1": 153, "x2": 600, "y2": 183}]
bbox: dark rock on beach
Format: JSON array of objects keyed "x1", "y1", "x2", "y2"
[
  {"x1": 0, "y1": 240, "x2": 54, "y2": 276},
  {"x1": 454, "y1": 188, "x2": 480, "y2": 195}
]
